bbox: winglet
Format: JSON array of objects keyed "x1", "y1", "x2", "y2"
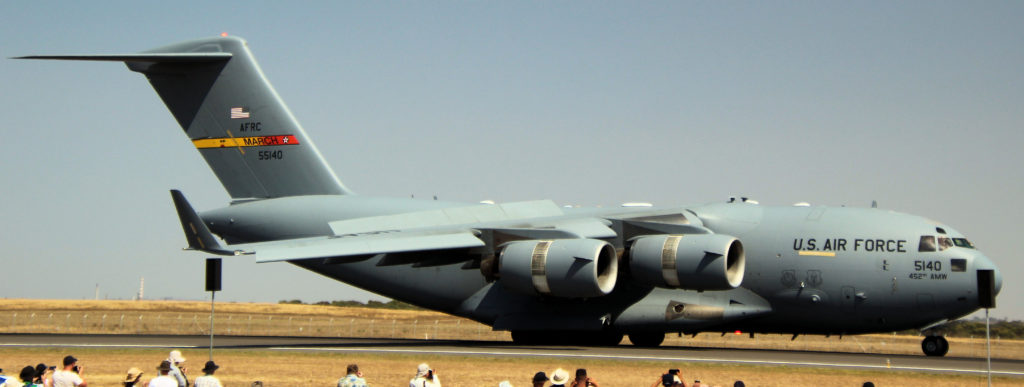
[{"x1": 170, "y1": 189, "x2": 236, "y2": 255}]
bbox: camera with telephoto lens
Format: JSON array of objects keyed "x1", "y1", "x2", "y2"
[{"x1": 662, "y1": 374, "x2": 674, "y2": 386}]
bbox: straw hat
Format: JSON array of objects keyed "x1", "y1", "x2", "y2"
[{"x1": 550, "y1": 368, "x2": 570, "y2": 386}]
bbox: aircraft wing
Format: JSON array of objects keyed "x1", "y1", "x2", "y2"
[
  {"x1": 237, "y1": 230, "x2": 487, "y2": 263},
  {"x1": 234, "y1": 217, "x2": 617, "y2": 263},
  {"x1": 172, "y1": 190, "x2": 621, "y2": 263},
  {"x1": 172, "y1": 189, "x2": 485, "y2": 261}
]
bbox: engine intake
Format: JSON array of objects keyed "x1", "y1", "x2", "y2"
[
  {"x1": 499, "y1": 239, "x2": 618, "y2": 298},
  {"x1": 629, "y1": 234, "x2": 745, "y2": 290}
]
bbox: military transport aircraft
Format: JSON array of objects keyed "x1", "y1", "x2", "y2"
[{"x1": 20, "y1": 36, "x2": 1002, "y2": 356}]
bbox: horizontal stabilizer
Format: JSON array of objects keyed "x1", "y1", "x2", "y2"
[{"x1": 14, "y1": 53, "x2": 232, "y2": 63}]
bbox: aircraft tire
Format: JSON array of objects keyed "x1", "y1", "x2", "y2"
[
  {"x1": 628, "y1": 332, "x2": 665, "y2": 347},
  {"x1": 922, "y1": 336, "x2": 949, "y2": 357}
]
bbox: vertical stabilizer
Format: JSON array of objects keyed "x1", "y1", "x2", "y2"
[{"x1": 20, "y1": 37, "x2": 351, "y2": 199}]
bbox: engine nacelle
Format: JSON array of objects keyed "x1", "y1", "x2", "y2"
[
  {"x1": 628, "y1": 234, "x2": 745, "y2": 290},
  {"x1": 498, "y1": 239, "x2": 618, "y2": 298}
]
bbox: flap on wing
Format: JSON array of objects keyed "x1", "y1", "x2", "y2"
[
  {"x1": 244, "y1": 230, "x2": 485, "y2": 263},
  {"x1": 549, "y1": 218, "x2": 617, "y2": 238},
  {"x1": 328, "y1": 200, "x2": 564, "y2": 236}
]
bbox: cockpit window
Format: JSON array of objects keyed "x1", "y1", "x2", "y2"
[
  {"x1": 938, "y1": 237, "x2": 953, "y2": 251},
  {"x1": 919, "y1": 236, "x2": 936, "y2": 252},
  {"x1": 953, "y1": 238, "x2": 974, "y2": 249}
]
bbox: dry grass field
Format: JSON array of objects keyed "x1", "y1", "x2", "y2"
[
  {"x1": 0, "y1": 347, "x2": 1019, "y2": 387},
  {"x1": 2, "y1": 299, "x2": 1022, "y2": 386},
  {"x1": 2, "y1": 299, "x2": 1021, "y2": 360}
]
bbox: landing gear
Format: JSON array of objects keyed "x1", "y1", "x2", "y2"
[
  {"x1": 628, "y1": 332, "x2": 665, "y2": 347},
  {"x1": 921, "y1": 335, "x2": 949, "y2": 357}
]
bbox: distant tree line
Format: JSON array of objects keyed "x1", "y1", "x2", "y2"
[
  {"x1": 278, "y1": 299, "x2": 423, "y2": 310},
  {"x1": 899, "y1": 319, "x2": 1024, "y2": 340}
]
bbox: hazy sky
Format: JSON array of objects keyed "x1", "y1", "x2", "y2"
[{"x1": 2, "y1": 2, "x2": 1022, "y2": 320}]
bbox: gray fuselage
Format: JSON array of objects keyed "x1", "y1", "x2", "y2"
[{"x1": 200, "y1": 195, "x2": 1002, "y2": 336}]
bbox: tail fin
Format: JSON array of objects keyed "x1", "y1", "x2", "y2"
[{"x1": 19, "y1": 36, "x2": 351, "y2": 199}]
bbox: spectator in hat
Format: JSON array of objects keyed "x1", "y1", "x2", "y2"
[
  {"x1": 52, "y1": 355, "x2": 87, "y2": 387},
  {"x1": 532, "y1": 372, "x2": 548, "y2": 387},
  {"x1": 337, "y1": 364, "x2": 367, "y2": 387},
  {"x1": 166, "y1": 351, "x2": 188, "y2": 387},
  {"x1": 408, "y1": 363, "x2": 439, "y2": 387},
  {"x1": 549, "y1": 369, "x2": 569, "y2": 387},
  {"x1": 147, "y1": 361, "x2": 177, "y2": 387},
  {"x1": 33, "y1": 364, "x2": 52, "y2": 387},
  {"x1": 650, "y1": 371, "x2": 686, "y2": 387},
  {"x1": 193, "y1": 361, "x2": 222, "y2": 387},
  {"x1": 123, "y1": 367, "x2": 143, "y2": 387}
]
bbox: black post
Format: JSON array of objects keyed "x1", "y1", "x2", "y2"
[{"x1": 206, "y1": 258, "x2": 222, "y2": 361}]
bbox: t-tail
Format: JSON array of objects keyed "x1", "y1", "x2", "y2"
[{"x1": 18, "y1": 36, "x2": 351, "y2": 200}]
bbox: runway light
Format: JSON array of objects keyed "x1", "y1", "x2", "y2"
[
  {"x1": 221, "y1": 32, "x2": 229, "y2": 37},
  {"x1": 734, "y1": 330, "x2": 742, "y2": 335}
]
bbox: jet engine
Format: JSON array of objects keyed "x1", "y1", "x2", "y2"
[
  {"x1": 628, "y1": 234, "x2": 745, "y2": 290},
  {"x1": 498, "y1": 239, "x2": 618, "y2": 298}
]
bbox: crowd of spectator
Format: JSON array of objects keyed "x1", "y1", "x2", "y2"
[
  {"x1": 0, "y1": 350, "x2": 221, "y2": 387},
  {"x1": 2, "y1": 353, "x2": 879, "y2": 387},
  {"x1": 336, "y1": 364, "x2": 754, "y2": 387}
]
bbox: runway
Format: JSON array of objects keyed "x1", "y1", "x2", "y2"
[{"x1": 2, "y1": 334, "x2": 1022, "y2": 377}]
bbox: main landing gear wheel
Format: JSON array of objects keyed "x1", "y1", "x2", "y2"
[
  {"x1": 628, "y1": 332, "x2": 665, "y2": 347},
  {"x1": 921, "y1": 336, "x2": 949, "y2": 357}
]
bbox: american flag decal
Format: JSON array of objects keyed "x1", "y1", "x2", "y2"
[{"x1": 230, "y1": 107, "x2": 250, "y2": 119}]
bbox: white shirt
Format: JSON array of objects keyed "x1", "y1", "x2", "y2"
[
  {"x1": 52, "y1": 370, "x2": 84, "y2": 387},
  {"x1": 168, "y1": 364, "x2": 187, "y2": 387},
  {"x1": 194, "y1": 375, "x2": 223, "y2": 387},
  {"x1": 148, "y1": 375, "x2": 178, "y2": 387},
  {"x1": 409, "y1": 375, "x2": 440, "y2": 387}
]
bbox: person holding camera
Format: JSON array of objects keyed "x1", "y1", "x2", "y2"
[
  {"x1": 32, "y1": 364, "x2": 54, "y2": 387},
  {"x1": 52, "y1": 355, "x2": 86, "y2": 387},
  {"x1": 166, "y1": 350, "x2": 188, "y2": 387},
  {"x1": 650, "y1": 369, "x2": 686, "y2": 387},
  {"x1": 408, "y1": 363, "x2": 439, "y2": 387},
  {"x1": 337, "y1": 364, "x2": 367, "y2": 387},
  {"x1": 570, "y1": 369, "x2": 598, "y2": 387}
]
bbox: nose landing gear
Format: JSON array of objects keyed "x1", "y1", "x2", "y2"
[{"x1": 922, "y1": 335, "x2": 949, "y2": 356}]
